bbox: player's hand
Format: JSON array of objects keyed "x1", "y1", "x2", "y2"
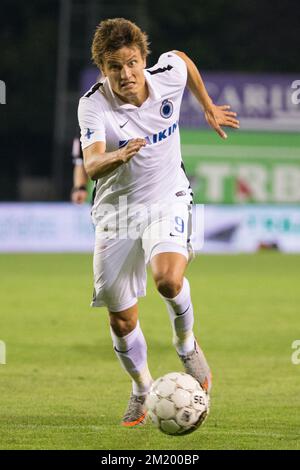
[
  {"x1": 204, "y1": 104, "x2": 239, "y2": 139},
  {"x1": 71, "y1": 188, "x2": 88, "y2": 204},
  {"x1": 118, "y1": 138, "x2": 147, "y2": 163}
]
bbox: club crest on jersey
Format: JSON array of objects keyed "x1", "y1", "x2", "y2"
[{"x1": 160, "y1": 99, "x2": 173, "y2": 119}]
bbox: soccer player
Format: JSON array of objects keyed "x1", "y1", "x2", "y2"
[
  {"x1": 78, "y1": 18, "x2": 239, "y2": 427},
  {"x1": 70, "y1": 136, "x2": 89, "y2": 204}
]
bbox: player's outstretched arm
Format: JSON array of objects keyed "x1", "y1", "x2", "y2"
[
  {"x1": 174, "y1": 51, "x2": 239, "y2": 139},
  {"x1": 83, "y1": 139, "x2": 146, "y2": 180}
]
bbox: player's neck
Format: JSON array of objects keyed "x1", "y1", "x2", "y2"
[{"x1": 116, "y1": 83, "x2": 149, "y2": 107}]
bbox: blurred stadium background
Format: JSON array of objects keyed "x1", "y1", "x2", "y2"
[{"x1": 1, "y1": 0, "x2": 300, "y2": 450}]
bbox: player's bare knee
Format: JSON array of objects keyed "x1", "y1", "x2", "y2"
[
  {"x1": 109, "y1": 314, "x2": 137, "y2": 337},
  {"x1": 155, "y1": 274, "x2": 182, "y2": 298}
]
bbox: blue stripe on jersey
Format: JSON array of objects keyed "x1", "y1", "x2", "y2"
[{"x1": 147, "y1": 65, "x2": 173, "y2": 75}]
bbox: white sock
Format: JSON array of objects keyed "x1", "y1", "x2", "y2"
[
  {"x1": 162, "y1": 277, "x2": 195, "y2": 355},
  {"x1": 110, "y1": 321, "x2": 153, "y2": 396}
]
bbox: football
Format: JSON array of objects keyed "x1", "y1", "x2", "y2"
[{"x1": 146, "y1": 372, "x2": 209, "y2": 435}]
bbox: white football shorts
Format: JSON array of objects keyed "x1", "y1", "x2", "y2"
[{"x1": 91, "y1": 201, "x2": 194, "y2": 311}]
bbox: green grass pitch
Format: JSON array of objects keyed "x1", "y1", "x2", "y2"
[{"x1": 0, "y1": 253, "x2": 300, "y2": 450}]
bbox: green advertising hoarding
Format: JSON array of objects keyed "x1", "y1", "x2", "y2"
[{"x1": 181, "y1": 130, "x2": 300, "y2": 204}]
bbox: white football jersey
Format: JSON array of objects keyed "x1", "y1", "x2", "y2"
[{"x1": 78, "y1": 51, "x2": 193, "y2": 227}]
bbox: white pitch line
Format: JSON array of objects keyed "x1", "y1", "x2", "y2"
[
  {"x1": 4, "y1": 424, "x2": 298, "y2": 441},
  {"x1": 181, "y1": 144, "x2": 300, "y2": 160}
]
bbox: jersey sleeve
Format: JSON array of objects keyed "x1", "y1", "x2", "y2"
[
  {"x1": 156, "y1": 51, "x2": 187, "y2": 88},
  {"x1": 78, "y1": 96, "x2": 106, "y2": 150}
]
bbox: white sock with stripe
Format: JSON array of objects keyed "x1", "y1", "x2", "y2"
[
  {"x1": 110, "y1": 321, "x2": 153, "y2": 396},
  {"x1": 162, "y1": 277, "x2": 195, "y2": 355}
]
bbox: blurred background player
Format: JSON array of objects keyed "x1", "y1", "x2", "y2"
[
  {"x1": 78, "y1": 18, "x2": 239, "y2": 427},
  {"x1": 71, "y1": 136, "x2": 89, "y2": 204}
]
